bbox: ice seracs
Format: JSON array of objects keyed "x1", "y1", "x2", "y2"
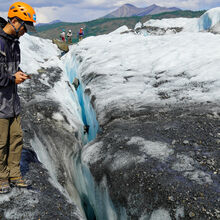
[
  {"x1": 135, "y1": 7, "x2": 220, "y2": 34},
  {"x1": 198, "y1": 7, "x2": 220, "y2": 31}
]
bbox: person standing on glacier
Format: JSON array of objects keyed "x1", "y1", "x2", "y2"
[
  {"x1": 60, "y1": 29, "x2": 66, "y2": 42},
  {"x1": 67, "y1": 29, "x2": 72, "y2": 44},
  {"x1": 78, "y1": 27, "x2": 84, "y2": 41},
  {"x1": 0, "y1": 2, "x2": 36, "y2": 193}
]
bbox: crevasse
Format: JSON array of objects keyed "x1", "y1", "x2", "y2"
[
  {"x1": 64, "y1": 53, "x2": 99, "y2": 142},
  {"x1": 63, "y1": 52, "x2": 127, "y2": 220}
]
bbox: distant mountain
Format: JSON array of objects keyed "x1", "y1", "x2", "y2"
[
  {"x1": 135, "y1": 4, "x2": 181, "y2": 16},
  {"x1": 36, "y1": 20, "x2": 62, "y2": 27},
  {"x1": 103, "y1": 4, "x2": 181, "y2": 18},
  {"x1": 103, "y1": 4, "x2": 144, "y2": 18}
]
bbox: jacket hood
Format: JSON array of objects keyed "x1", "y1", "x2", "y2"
[
  {"x1": 0, "y1": 17, "x2": 7, "y2": 29},
  {"x1": 0, "y1": 17, "x2": 19, "y2": 41}
]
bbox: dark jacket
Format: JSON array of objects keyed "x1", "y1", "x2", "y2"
[{"x1": 0, "y1": 19, "x2": 21, "y2": 118}]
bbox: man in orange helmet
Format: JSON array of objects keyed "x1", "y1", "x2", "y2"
[{"x1": 0, "y1": 2, "x2": 36, "y2": 193}]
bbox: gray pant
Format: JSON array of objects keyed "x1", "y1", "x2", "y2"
[{"x1": 0, "y1": 116, "x2": 22, "y2": 180}]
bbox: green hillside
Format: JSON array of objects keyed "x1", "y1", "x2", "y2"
[{"x1": 33, "y1": 10, "x2": 206, "y2": 43}]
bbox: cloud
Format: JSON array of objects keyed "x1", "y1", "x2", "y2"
[
  {"x1": 0, "y1": 0, "x2": 219, "y2": 23},
  {"x1": 35, "y1": 7, "x2": 56, "y2": 23},
  {"x1": 0, "y1": 1, "x2": 108, "y2": 23},
  {"x1": 0, "y1": 11, "x2": 7, "y2": 20},
  {"x1": 0, "y1": 0, "x2": 219, "y2": 11},
  {"x1": 111, "y1": 0, "x2": 201, "y2": 10},
  {"x1": 77, "y1": 0, "x2": 219, "y2": 10},
  {"x1": 146, "y1": 0, "x2": 201, "y2": 10},
  {"x1": 35, "y1": 4, "x2": 110, "y2": 23},
  {"x1": 200, "y1": 0, "x2": 220, "y2": 9},
  {"x1": 0, "y1": 0, "x2": 78, "y2": 10}
]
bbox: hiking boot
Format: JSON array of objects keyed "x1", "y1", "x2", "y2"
[
  {"x1": 10, "y1": 177, "x2": 32, "y2": 188},
  {"x1": 0, "y1": 180, "x2": 11, "y2": 194}
]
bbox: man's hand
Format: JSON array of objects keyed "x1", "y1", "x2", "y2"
[{"x1": 14, "y1": 71, "x2": 30, "y2": 84}]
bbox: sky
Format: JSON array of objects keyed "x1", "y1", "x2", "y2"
[{"x1": 0, "y1": 0, "x2": 219, "y2": 23}]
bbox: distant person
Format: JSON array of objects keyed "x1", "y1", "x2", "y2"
[
  {"x1": 60, "y1": 29, "x2": 66, "y2": 42},
  {"x1": 67, "y1": 29, "x2": 72, "y2": 44},
  {"x1": 78, "y1": 28, "x2": 84, "y2": 41},
  {"x1": 0, "y1": 1, "x2": 36, "y2": 194}
]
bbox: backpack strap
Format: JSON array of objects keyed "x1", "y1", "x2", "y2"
[{"x1": 0, "y1": 38, "x2": 6, "y2": 57}]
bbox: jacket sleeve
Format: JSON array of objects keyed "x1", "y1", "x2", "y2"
[{"x1": 0, "y1": 52, "x2": 15, "y2": 87}]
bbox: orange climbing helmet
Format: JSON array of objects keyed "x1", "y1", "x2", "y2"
[
  {"x1": 8, "y1": 2, "x2": 36, "y2": 23},
  {"x1": 8, "y1": 2, "x2": 36, "y2": 32}
]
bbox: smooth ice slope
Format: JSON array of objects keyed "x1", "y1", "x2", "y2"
[
  {"x1": 20, "y1": 34, "x2": 60, "y2": 73},
  {"x1": 71, "y1": 28, "x2": 220, "y2": 125},
  {"x1": 20, "y1": 34, "x2": 84, "y2": 139}
]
